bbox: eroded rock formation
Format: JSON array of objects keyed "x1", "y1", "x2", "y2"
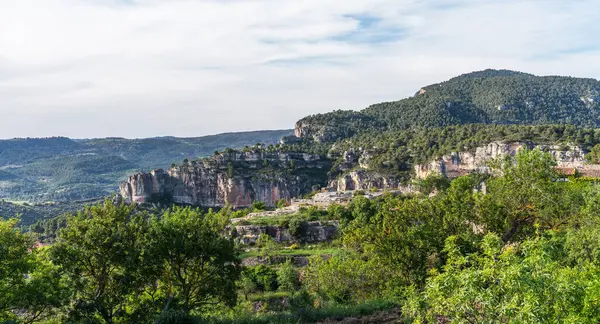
[
  {"x1": 414, "y1": 141, "x2": 598, "y2": 179},
  {"x1": 233, "y1": 221, "x2": 339, "y2": 245},
  {"x1": 120, "y1": 151, "x2": 331, "y2": 208}
]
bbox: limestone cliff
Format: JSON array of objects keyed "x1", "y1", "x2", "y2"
[
  {"x1": 120, "y1": 151, "x2": 331, "y2": 208},
  {"x1": 414, "y1": 141, "x2": 599, "y2": 179},
  {"x1": 294, "y1": 111, "x2": 386, "y2": 143},
  {"x1": 326, "y1": 148, "x2": 406, "y2": 191}
]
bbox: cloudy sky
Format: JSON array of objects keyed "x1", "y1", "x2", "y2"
[{"x1": 1, "y1": 0, "x2": 599, "y2": 138}]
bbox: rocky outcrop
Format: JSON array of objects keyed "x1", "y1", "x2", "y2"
[
  {"x1": 120, "y1": 151, "x2": 331, "y2": 208},
  {"x1": 414, "y1": 141, "x2": 597, "y2": 179},
  {"x1": 294, "y1": 111, "x2": 386, "y2": 143},
  {"x1": 326, "y1": 148, "x2": 406, "y2": 191},
  {"x1": 233, "y1": 221, "x2": 339, "y2": 245},
  {"x1": 332, "y1": 170, "x2": 402, "y2": 191}
]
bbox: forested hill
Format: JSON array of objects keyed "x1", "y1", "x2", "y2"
[
  {"x1": 0, "y1": 130, "x2": 292, "y2": 202},
  {"x1": 295, "y1": 69, "x2": 600, "y2": 142}
]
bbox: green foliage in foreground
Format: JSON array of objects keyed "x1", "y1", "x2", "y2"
[
  {"x1": 6, "y1": 148, "x2": 600, "y2": 323},
  {"x1": 405, "y1": 232, "x2": 600, "y2": 323},
  {"x1": 201, "y1": 299, "x2": 397, "y2": 324}
]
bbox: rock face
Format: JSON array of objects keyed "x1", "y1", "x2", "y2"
[
  {"x1": 294, "y1": 111, "x2": 386, "y2": 143},
  {"x1": 332, "y1": 170, "x2": 402, "y2": 191},
  {"x1": 326, "y1": 148, "x2": 407, "y2": 191},
  {"x1": 120, "y1": 151, "x2": 331, "y2": 208},
  {"x1": 414, "y1": 141, "x2": 596, "y2": 179},
  {"x1": 294, "y1": 120, "x2": 339, "y2": 143},
  {"x1": 234, "y1": 221, "x2": 339, "y2": 245}
]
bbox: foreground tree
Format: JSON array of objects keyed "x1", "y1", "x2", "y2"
[
  {"x1": 0, "y1": 219, "x2": 66, "y2": 323},
  {"x1": 406, "y1": 232, "x2": 600, "y2": 323},
  {"x1": 481, "y1": 148, "x2": 586, "y2": 242},
  {"x1": 147, "y1": 207, "x2": 241, "y2": 316},
  {"x1": 49, "y1": 201, "x2": 152, "y2": 323}
]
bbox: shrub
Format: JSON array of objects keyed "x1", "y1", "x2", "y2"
[
  {"x1": 252, "y1": 265, "x2": 279, "y2": 292},
  {"x1": 155, "y1": 310, "x2": 197, "y2": 324},
  {"x1": 277, "y1": 260, "x2": 299, "y2": 293},
  {"x1": 288, "y1": 217, "x2": 308, "y2": 238},
  {"x1": 252, "y1": 201, "x2": 268, "y2": 211},
  {"x1": 240, "y1": 274, "x2": 257, "y2": 300},
  {"x1": 353, "y1": 190, "x2": 365, "y2": 197},
  {"x1": 289, "y1": 290, "x2": 314, "y2": 311},
  {"x1": 276, "y1": 199, "x2": 289, "y2": 209},
  {"x1": 256, "y1": 234, "x2": 278, "y2": 257}
]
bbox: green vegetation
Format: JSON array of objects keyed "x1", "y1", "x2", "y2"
[
  {"x1": 5, "y1": 148, "x2": 600, "y2": 322},
  {"x1": 329, "y1": 123, "x2": 600, "y2": 181},
  {"x1": 0, "y1": 130, "x2": 291, "y2": 203},
  {"x1": 297, "y1": 70, "x2": 600, "y2": 142}
]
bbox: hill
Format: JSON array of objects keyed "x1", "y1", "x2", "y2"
[
  {"x1": 295, "y1": 69, "x2": 600, "y2": 142},
  {"x1": 0, "y1": 130, "x2": 292, "y2": 202}
]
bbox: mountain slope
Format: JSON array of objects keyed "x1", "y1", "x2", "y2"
[
  {"x1": 296, "y1": 69, "x2": 600, "y2": 142},
  {"x1": 0, "y1": 130, "x2": 292, "y2": 202}
]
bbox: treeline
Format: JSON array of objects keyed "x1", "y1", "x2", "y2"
[
  {"x1": 4, "y1": 149, "x2": 600, "y2": 322},
  {"x1": 295, "y1": 69, "x2": 600, "y2": 142},
  {"x1": 328, "y1": 124, "x2": 600, "y2": 180}
]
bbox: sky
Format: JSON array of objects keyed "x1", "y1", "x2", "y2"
[{"x1": 1, "y1": 0, "x2": 600, "y2": 139}]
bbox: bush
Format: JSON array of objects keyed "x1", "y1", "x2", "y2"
[
  {"x1": 276, "y1": 199, "x2": 289, "y2": 209},
  {"x1": 252, "y1": 201, "x2": 268, "y2": 211},
  {"x1": 277, "y1": 260, "x2": 299, "y2": 293},
  {"x1": 256, "y1": 234, "x2": 278, "y2": 257},
  {"x1": 289, "y1": 290, "x2": 314, "y2": 311},
  {"x1": 288, "y1": 217, "x2": 308, "y2": 238},
  {"x1": 246, "y1": 265, "x2": 278, "y2": 292},
  {"x1": 155, "y1": 310, "x2": 197, "y2": 324},
  {"x1": 289, "y1": 243, "x2": 300, "y2": 250},
  {"x1": 353, "y1": 190, "x2": 365, "y2": 197}
]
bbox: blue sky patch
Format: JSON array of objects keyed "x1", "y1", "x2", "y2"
[{"x1": 332, "y1": 14, "x2": 405, "y2": 44}]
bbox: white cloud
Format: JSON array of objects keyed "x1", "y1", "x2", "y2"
[{"x1": 0, "y1": 0, "x2": 599, "y2": 138}]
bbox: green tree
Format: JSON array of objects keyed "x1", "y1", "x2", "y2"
[
  {"x1": 481, "y1": 148, "x2": 584, "y2": 242},
  {"x1": 343, "y1": 196, "x2": 448, "y2": 286},
  {"x1": 0, "y1": 219, "x2": 33, "y2": 322},
  {"x1": 0, "y1": 219, "x2": 67, "y2": 323},
  {"x1": 277, "y1": 260, "x2": 299, "y2": 293},
  {"x1": 49, "y1": 201, "x2": 151, "y2": 323},
  {"x1": 406, "y1": 232, "x2": 600, "y2": 323},
  {"x1": 303, "y1": 252, "x2": 389, "y2": 303},
  {"x1": 586, "y1": 144, "x2": 600, "y2": 163},
  {"x1": 256, "y1": 234, "x2": 278, "y2": 258},
  {"x1": 147, "y1": 207, "x2": 240, "y2": 315},
  {"x1": 251, "y1": 265, "x2": 278, "y2": 292}
]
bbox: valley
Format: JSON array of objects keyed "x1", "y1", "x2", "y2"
[{"x1": 7, "y1": 70, "x2": 600, "y2": 323}]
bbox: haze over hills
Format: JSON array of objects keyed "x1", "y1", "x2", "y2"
[
  {"x1": 0, "y1": 130, "x2": 292, "y2": 202},
  {"x1": 295, "y1": 69, "x2": 600, "y2": 142}
]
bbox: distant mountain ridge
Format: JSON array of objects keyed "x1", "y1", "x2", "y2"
[
  {"x1": 0, "y1": 130, "x2": 292, "y2": 202},
  {"x1": 295, "y1": 69, "x2": 600, "y2": 142}
]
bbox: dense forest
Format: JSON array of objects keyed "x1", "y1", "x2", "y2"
[
  {"x1": 296, "y1": 70, "x2": 600, "y2": 142},
  {"x1": 5, "y1": 149, "x2": 600, "y2": 323}
]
